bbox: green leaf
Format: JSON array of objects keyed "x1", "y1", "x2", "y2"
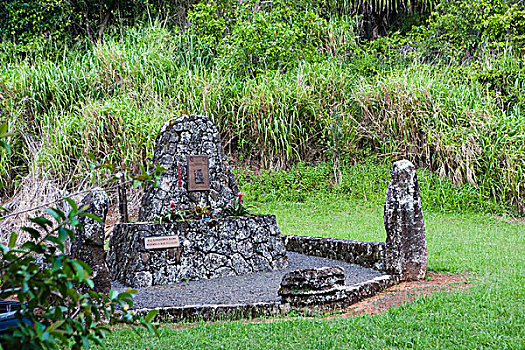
[
  {"x1": 21, "y1": 241, "x2": 45, "y2": 254},
  {"x1": 0, "y1": 122, "x2": 7, "y2": 135},
  {"x1": 126, "y1": 288, "x2": 138, "y2": 295},
  {"x1": 21, "y1": 226, "x2": 42, "y2": 239},
  {"x1": 47, "y1": 320, "x2": 65, "y2": 332},
  {"x1": 58, "y1": 227, "x2": 69, "y2": 244},
  {"x1": 64, "y1": 197, "x2": 78, "y2": 213},
  {"x1": 8, "y1": 232, "x2": 17, "y2": 248},
  {"x1": 71, "y1": 259, "x2": 94, "y2": 287},
  {"x1": 29, "y1": 216, "x2": 53, "y2": 230},
  {"x1": 78, "y1": 212, "x2": 103, "y2": 223},
  {"x1": 134, "y1": 174, "x2": 150, "y2": 181},
  {"x1": 70, "y1": 216, "x2": 80, "y2": 226},
  {"x1": 45, "y1": 207, "x2": 66, "y2": 223},
  {"x1": 71, "y1": 260, "x2": 85, "y2": 280},
  {"x1": 0, "y1": 140, "x2": 11, "y2": 154},
  {"x1": 82, "y1": 335, "x2": 90, "y2": 350},
  {"x1": 145, "y1": 309, "x2": 159, "y2": 323}
]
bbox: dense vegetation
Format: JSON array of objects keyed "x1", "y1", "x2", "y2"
[{"x1": 0, "y1": 0, "x2": 524, "y2": 214}]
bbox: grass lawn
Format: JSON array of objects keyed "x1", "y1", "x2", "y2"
[{"x1": 103, "y1": 197, "x2": 524, "y2": 349}]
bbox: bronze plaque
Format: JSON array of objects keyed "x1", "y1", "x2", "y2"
[
  {"x1": 187, "y1": 155, "x2": 210, "y2": 191},
  {"x1": 144, "y1": 235, "x2": 180, "y2": 250}
]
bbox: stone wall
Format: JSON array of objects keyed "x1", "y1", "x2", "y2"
[
  {"x1": 282, "y1": 235, "x2": 385, "y2": 271},
  {"x1": 109, "y1": 215, "x2": 289, "y2": 287},
  {"x1": 71, "y1": 188, "x2": 111, "y2": 294}
]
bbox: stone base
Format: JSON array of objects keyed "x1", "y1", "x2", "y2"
[
  {"x1": 279, "y1": 267, "x2": 347, "y2": 313},
  {"x1": 108, "y1": 215, "x2": 289, "y2": 287},
  {"x1": 133, "y1": 274, "x2": 398, "y2": 322}
]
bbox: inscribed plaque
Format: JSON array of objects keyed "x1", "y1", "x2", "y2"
[
  {"x1": 144, "y1": 235, "x2": 180, "y2": 250},
  {"x1": 187, "y1": 155, "x2": 210, "y2": 191}
]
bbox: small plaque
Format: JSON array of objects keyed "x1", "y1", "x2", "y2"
[
  {"x1": 187, "y1": 155, "x2": 210, "y2": 191},
  {"x1": 144, "y1": 235, "x2": 180, "y2": 250}
]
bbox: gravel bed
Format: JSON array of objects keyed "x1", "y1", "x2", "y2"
[{"x1": 112, "y1": 252, "x2": 385, "y2": 309}]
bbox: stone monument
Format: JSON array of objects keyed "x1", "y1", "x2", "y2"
[
  {"x1": 71, "y1": 188, "x2": 111, "y2": 294},
  {"x1": 139, "y1": 114, "x2": 239, "y2": 220},
  {"x1": 109, "y1": 115, "x2": 289, "y2": 287},
  {"x1": 384, "y1": 159, "x2": 427, "y2": 281}
]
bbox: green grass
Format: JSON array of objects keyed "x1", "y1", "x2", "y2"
[
  {"x1": 102, "y1": 196, "x2": 524, "y2": 349},
  {"x1": 254, "y1": 197, "x2": 386, "y2": 242}
]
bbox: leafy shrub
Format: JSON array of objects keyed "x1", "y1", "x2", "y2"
[
  {"x1": 187, "y1": 2, "x2": 228, "y2": 48},
  {"x1": 0, "y1": 202, "x2": 158, "y2": 349},
  {"x1": 0, "y1": 131, "x2": 157, "y2": 349},
  {"x1": 215, "y1": 0, "x2": 327, "y2": 75},
  {"x1": 413, "y1": 0, "x2": 525, "y2": 60},
  {"x1": 0, "y1": 0, "x2": 77, "y2": 46}
]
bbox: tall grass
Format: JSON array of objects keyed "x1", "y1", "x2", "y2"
[{"x1": 0, "y1": 25, "x2": 523, "y2": 212}]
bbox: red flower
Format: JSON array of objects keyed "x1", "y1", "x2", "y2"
[
  {"x1": 236, "y1": 192, "x2": 244, "y2": 205},
  {"x1": 170, "y1": 201, "x2": 176, "y2": 209}
]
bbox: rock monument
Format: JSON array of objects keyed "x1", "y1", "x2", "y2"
[
  {"x1": 71, "y1": 188, "x2": 111, "y2": 294},
  {"x1": 139, "y1": 114, "x2": 239, "y2": 221},
  {"x1": 109, "y1": 115, "x2": 289, "y2": 287},
  {"x1": 384, "y1": 160, "x2": 427, "y2": 281}
]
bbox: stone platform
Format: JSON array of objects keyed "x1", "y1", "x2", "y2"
[{"x1": 113, "y1": 252, "x2": 395, "y2": 322}]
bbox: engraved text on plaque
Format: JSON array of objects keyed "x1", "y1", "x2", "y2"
[
  {"x1": 144, "y1": 235, "x2": 180, "y2": 250},
  {"x1": 187, "y1": 155, "x2": 210, "y2": 191}
]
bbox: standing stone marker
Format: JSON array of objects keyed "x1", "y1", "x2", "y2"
[
  {"x1": 139, "y1": 115, "x2": 239, "y2": 221},
  {"x1": 71, "y1": 188, "x2": 111, "y2": 294},
  {"x1": 384, "y1": 160, "x2": 427, "y2": 281}
]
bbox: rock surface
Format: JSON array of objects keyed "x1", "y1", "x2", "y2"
[
  {"x1": 278, "y1": 266, "x2": 346, "y2": 308},
  {"x1": 282, "y1": 235, "x2": 385, "y2": 270},
  {"x1": 109, "y1": 215, "x2": 289, "y2": 287},
  {"x1": 138, "y1": 114, "x2": 239, "y2": 221},
  {"x1": 384, "y1": 160, "x2": 427, "y2": 281},
  {"x1": 71, "y1": 188, "x2": 111, "y2": 294}
]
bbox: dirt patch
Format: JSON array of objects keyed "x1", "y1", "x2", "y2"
[{"x1": 340, "y1": 271, "x2": 472, "y2": 318}]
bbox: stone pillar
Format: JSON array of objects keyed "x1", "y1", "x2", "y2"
[
  {"x1": 71, "y1": 188, "x2": 111, "y2": 294},
  {"x1": 384, "y1": 160, "x2": 427, "y2": 281}
]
